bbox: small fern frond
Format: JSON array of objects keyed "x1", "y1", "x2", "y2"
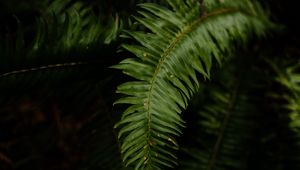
[
  {"x1": 270, "y1": 60, "x2": 300, "y2": 169},
  {"x1": 113, "y1": 0, "x2": 273, "y2": 169}
]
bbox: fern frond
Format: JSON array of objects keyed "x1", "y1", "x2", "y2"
[
  {"x1": 178, "y1": 62, "x2": 262, "y2": 170},
  {"x1": 0, "y1": 0, "x2": 121, "y2": 81},
  {"x1": 113, "y1": 0, "x2": 273, "y2": 169},
  {"x1": 33, "y1": 0, "x2": 119, "y2": 54},
  {"x1": 270, "y1": 60, "x2": 300, "y2": 169}
]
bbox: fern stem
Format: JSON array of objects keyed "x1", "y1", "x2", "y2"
[
  {"x1": 0, "y1": 62, "x2": 87, "y2": 78},
  {"x1": 207, "y1": 76, "x2": 241, "y2": 170}
]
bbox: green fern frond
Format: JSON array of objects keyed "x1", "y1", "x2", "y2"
[
  {"x1": 270, "y1": 60, "x2": 300, "y2": 169},
  {"x1": 0, "y1": 0, "x2": 120, "y2": 79},
  {"x1": 113, "y1": 0, "x2": 273, "y2": 169},
  {"x1": 178, "y1": 61, "x2": 262, "y2": 170},
  {"x1": 33, "y1": 0, "x2": 119, "y2": 54}
]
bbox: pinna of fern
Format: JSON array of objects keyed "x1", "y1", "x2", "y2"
[
  {"x1": 268, "y1": 60, "x2": 300, "y2": 170},
  {"x1": 112, "y1": 0, "x2": 274, "y2": 169}
]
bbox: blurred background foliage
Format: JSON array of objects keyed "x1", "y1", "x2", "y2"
[{"x1": 0, "y1": 0, "x2": 299, "y2": 170}]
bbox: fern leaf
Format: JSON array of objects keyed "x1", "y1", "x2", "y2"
[
  {"x1": 0, "y1": 0, "x2": 120, "y2": 78},
  {"x1": 270, "y1": 61, "x2": 300, "y2": 169},
  {"x1": 113, "y1": 0, "x2": 273, "y2": 169},
  {"x1": 178, "y1": 60, "x2": 263, "y2": 170}
]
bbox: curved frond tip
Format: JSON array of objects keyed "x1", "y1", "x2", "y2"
[{"x1": 113, "y1": 0, "x2": 274, "y2": 169}]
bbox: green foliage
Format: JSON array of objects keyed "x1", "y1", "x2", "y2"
[
  {"x1": 113, "y1": 0, "x2": 273, "y2": 169},
  {"x1": 268, "y1": 60, "x2": 300, "y2": 169},
  {"x1": 0, "y1": 0, "x2": 119, "y2": 61}
]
